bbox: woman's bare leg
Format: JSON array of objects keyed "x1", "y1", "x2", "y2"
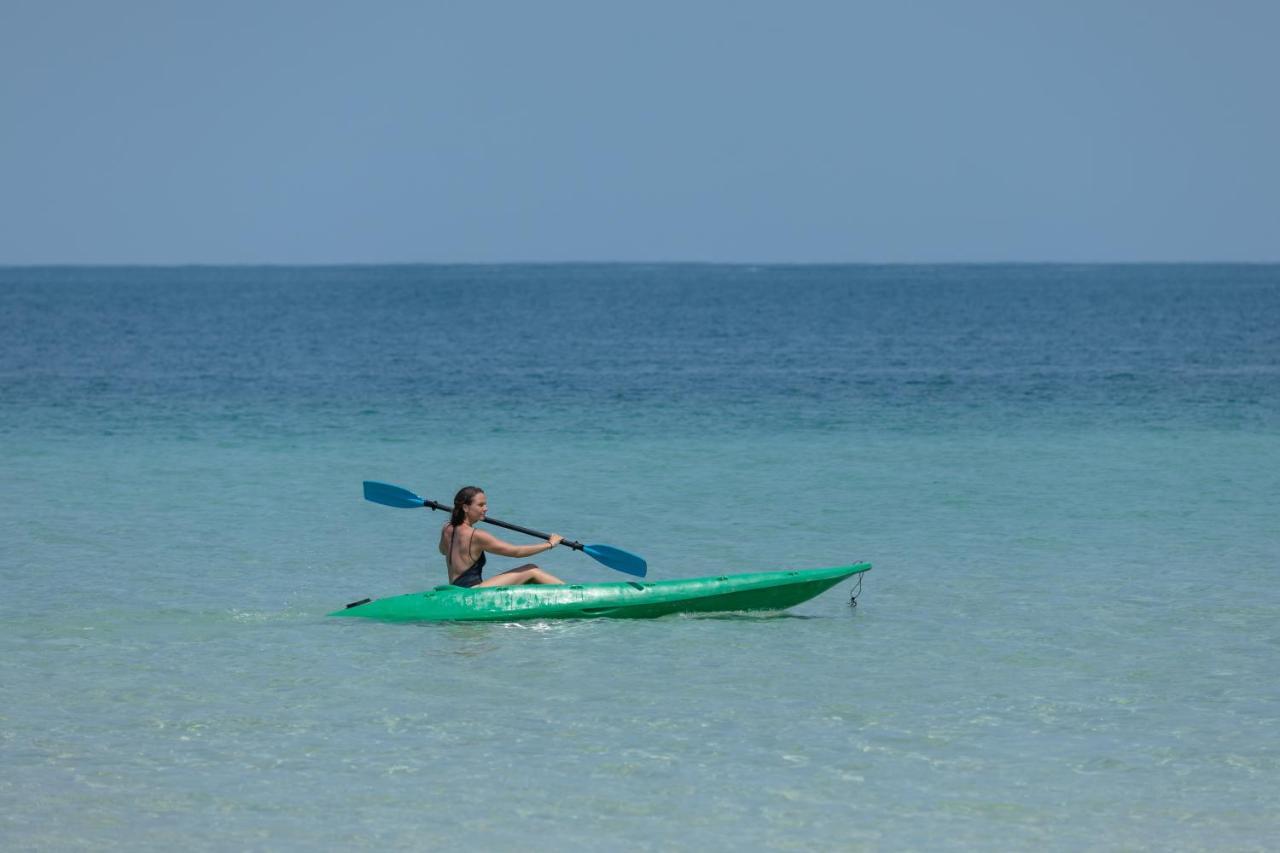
[{"x1": 476, "y1": 564, "x2": 565, "y2": 587}]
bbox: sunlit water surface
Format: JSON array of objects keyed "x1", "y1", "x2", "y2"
[{"x1": 2, "y1": 265, "x2": 1277, "y2": 849}]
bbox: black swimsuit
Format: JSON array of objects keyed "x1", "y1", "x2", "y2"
[{"x1": 448, "y1": 525, "x2": 486, "y2": 588}]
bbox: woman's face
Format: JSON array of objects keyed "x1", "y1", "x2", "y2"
[{"x1": 466, "y1": 492, "x2": 488, "y2": 522}]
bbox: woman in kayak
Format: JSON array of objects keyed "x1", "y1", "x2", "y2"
[{"x1": 438, "y1": 486, "x2": 567, "y2": 588}]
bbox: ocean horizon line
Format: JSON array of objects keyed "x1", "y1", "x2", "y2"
[{"x1": 3, "y1": 259, "x2": 1279, "y2": 270}]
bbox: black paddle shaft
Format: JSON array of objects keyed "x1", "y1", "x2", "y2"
[{"x1": 421, "y1": 499, "x2": 586, "y2": 552}]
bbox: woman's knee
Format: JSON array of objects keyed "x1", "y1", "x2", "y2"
[
  {"x1": 508, "y1": 566, "x2": 541, "y2": 583},
  {"x1": 499, "y1": 564, "x2": 561, "y2": 585}
]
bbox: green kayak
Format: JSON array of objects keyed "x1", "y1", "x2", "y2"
[{"x1": 329, "y1": 563, "x2": 870, "y2": 623}]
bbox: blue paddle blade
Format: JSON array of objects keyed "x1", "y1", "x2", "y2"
[
  {"x1": 583, "y1": 544, "x2": 647, "y2": 577},
  {"x1": 363, "y1": 481, "x2": 426, "y2": 509}
]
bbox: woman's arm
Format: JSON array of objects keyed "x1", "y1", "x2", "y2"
[
  {"x1": 438, "y1": 523, "x2": 450, "y2": 556},
  {"x1": 472, "y1": 528, "x2": 562, "y2": 558}
]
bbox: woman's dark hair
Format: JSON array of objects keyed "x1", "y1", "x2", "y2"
[{"x1": 451, "y1": 486, "x2": 484, "y2": 526}]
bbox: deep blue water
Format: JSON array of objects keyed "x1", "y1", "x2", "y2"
[
  {"x1": 5, "y1": 264, "x2": 1278, "y2": 439},
  {"x1": 2, "y1": 265, "x2": 1278, "y2": 850}
]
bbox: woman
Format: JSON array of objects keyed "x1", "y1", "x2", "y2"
[{"x1": 438, "y1": 486, "x2": 566, "y2": 587}]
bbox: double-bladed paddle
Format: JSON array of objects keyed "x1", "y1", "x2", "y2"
[{"x1": 361, "y1": 480, "x2": 648, "y2": 577}]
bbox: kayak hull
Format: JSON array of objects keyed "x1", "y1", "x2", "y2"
[{"x1": 329, "y1": 563, "x2": 871, "y2": 623}]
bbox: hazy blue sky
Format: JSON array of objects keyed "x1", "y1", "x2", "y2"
[{"x1": 2, "y1": 0, "x2": 1277, "y2": 263}]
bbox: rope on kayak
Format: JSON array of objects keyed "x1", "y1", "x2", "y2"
[{"x1": 848, "y1": 574, "x2": 862, "y2": 608}]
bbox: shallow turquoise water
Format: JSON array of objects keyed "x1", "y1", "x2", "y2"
[{"x1": 2, "y1": 265, "x2": 1278, "y2": 849}]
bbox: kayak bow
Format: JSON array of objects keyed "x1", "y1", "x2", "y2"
[{"x1": 329, "y1": 563, "x2": 870, "y2": 622}]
